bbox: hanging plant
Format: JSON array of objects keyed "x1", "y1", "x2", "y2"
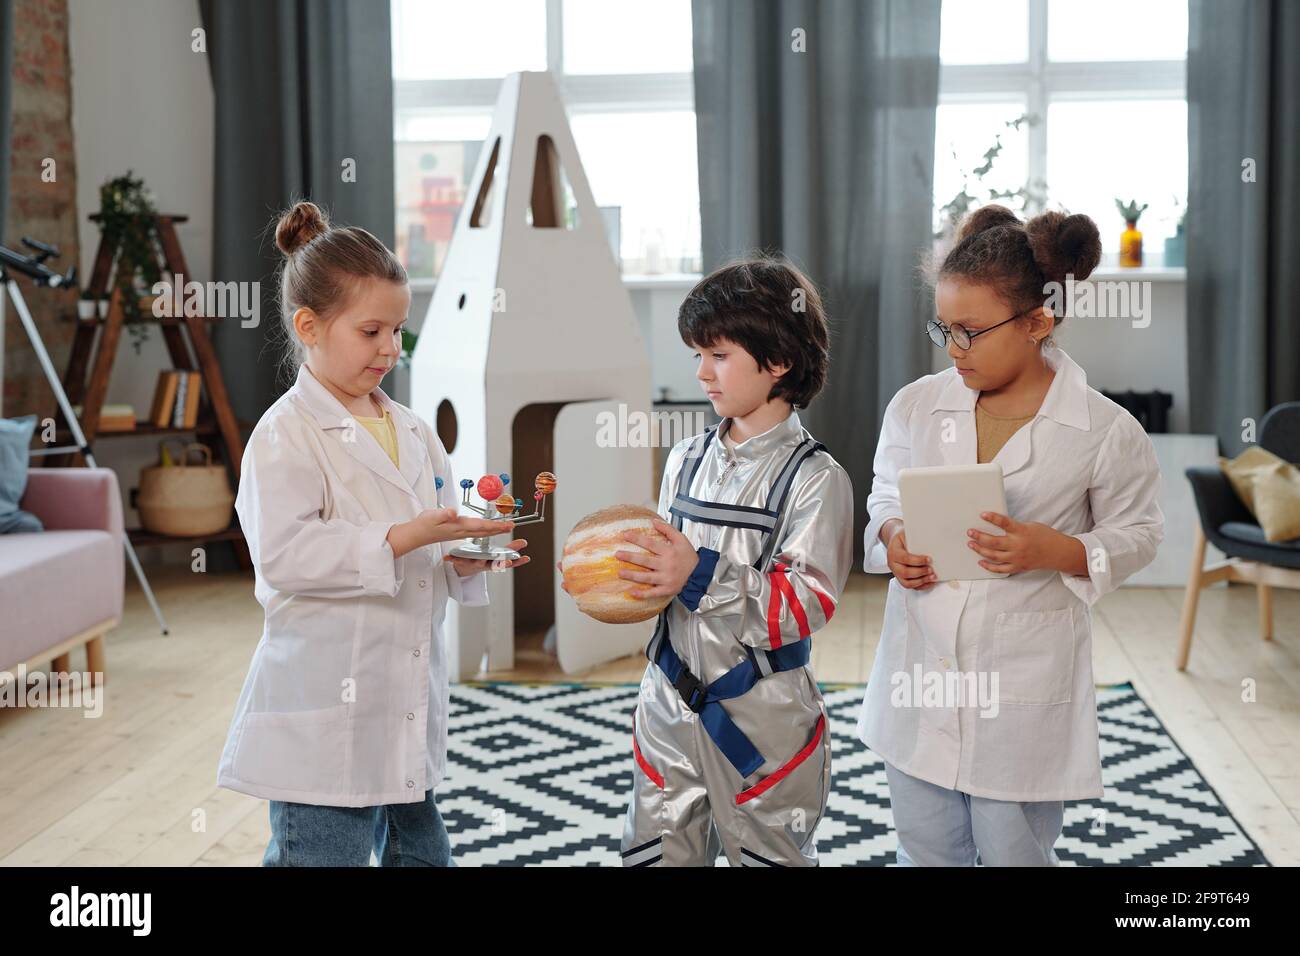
[
  {"x1": 935, "y1": 113, "x2": 1048, "y2": 241},
  {"x1": 97, "y1": 171, "x2": 161, "y2": 353}
]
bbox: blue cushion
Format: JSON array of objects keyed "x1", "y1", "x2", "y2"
[{"x1": 0, "y1": 415, "x2": 42, "y2": 533}]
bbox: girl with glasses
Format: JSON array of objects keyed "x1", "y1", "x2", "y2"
[{"x1": 857, "y1": 205, "x2": 1164, "y2": 866}]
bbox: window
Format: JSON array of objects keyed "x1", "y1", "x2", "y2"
[
  {"x1": 391, "y1": 0, "x2": 700, "y2": 280},
  {"x1": 935, "y1": 0, "x2": 1187, "y2": 264}
]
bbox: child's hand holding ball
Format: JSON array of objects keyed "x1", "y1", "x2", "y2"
[
  {"x1": 615, "y1": 519, "x2": 699, "y2": 600},
  {"x1": 558, "y1": 505, "x2": 681, "y2": 624}
]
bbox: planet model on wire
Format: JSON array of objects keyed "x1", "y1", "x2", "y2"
[
  {"x1": 448, "y1": 470, "x2": 555, "y2": 564},
  {"x1": 560, "y1": 504, "x2": 673, "y2": 624},
  {"x1": 477, "y1": 473, "x2": 505, "y2": 502}
]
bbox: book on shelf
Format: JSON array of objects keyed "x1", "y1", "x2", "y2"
[
  {"x1": 72, "y1": 403, "x2": 136, "y2": 432},
  {"x1": 149, "y1": 370, "x2": 202, "y2": 429},
  {"x1": 183, "y1": 370, "x2": 202, "y2": 428},
  {"x1": 150, "y1": 371, "x2": 178, "y2": 427},
  {"x1": 172, "y1": 372, "x2": 188, "y2": 428}
]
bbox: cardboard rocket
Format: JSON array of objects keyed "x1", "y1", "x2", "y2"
[{"x1": 411, "y1": 71, "x2": 656, "y2": 679}]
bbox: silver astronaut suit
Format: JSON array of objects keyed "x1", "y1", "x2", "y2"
[{"x1": 621, "y1": 412, "x2": 854, "y2": 867}]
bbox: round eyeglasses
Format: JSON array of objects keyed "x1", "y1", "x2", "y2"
[{"x1": 925, "y1": 309, "x2": 1034, "y2": 350}]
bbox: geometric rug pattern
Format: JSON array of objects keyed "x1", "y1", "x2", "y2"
[{"x1": 439, "y1": 682, "x2": 1269, "y2": 866}]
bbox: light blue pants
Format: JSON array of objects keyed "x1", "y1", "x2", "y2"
[
  {"x1": 263, "y1": 789, "x2": 454, "y2": 867},
  {"x1": 883, "y1": 760, "x2": 1064, "y2": 866}
]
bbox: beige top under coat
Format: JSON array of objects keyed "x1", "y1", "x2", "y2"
[{"x1": 975, "y1": 402, "x2": 1035, "y2": 464}]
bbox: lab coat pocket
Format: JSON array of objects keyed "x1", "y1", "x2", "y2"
[
  {"x1": 992, "y1": 607, "x2": 1075, "y2": 705},
  {"x1": 232, "y1": 703, "x2": 351, "y2": 795}
]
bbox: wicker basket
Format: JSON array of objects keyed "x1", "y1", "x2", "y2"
[{"x1": 137, "y1": 441, "x2": 234, "y2": 537}]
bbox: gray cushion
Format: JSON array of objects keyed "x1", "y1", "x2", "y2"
[
  {"x1": 0, "y1": 415, "x2": 42, "y2": 532},
  {"x1": 1219, "y1": 521, "x2": 1300, "y2": 550}
]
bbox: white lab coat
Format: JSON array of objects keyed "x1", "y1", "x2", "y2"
[
  {"x1": 856, "y1": 344, "x2": 1163, "y2": 801},
  {"x1": 217, "y1": 364, "x2": 487, "y2": 807}
]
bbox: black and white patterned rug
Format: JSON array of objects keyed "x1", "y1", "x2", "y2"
[{"x1": 439, "y1": 682, "x2": 1268, "y2": 866}]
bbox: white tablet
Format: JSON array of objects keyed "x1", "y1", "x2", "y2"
[{"x1": 897, "y1": 464, "x2": 1010, "y2": 582}]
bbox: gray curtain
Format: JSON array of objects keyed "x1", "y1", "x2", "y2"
[
  {"x1": 0, "y1": 0, "x2": 14, "y2": 241},
  {"x1": 1187, "y1": 0, "x2": 1300, "y2": 456},
  {"x1": 198, "y1": 0, "x2": 396, "y2": 423},
  {"x1": 692, "y1": 0, "x2": 941, "y2": 563}
]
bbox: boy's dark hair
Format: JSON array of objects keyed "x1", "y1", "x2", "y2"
[{"x1": 677, "y1": 255, "x2": 830, "y2": 409}]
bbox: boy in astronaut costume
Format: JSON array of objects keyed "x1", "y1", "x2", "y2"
[{"x1": 612, "y1": 257, "x2": 854, "y2": 867}]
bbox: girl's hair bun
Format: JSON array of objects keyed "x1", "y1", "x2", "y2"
[
  {"x1": 958, "y1": 203, "x2": 1021, "y2": 243},
  {"x1": 275, "y1": 200, "x2": 330, "y2": 256},
  {"x1": 1026, "y1": 210, "x2": 1102, "y2": 285}
]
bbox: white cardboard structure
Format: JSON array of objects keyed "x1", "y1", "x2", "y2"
[{"x1": 411, "y1": 71, "x2": 656, "y2": 679}]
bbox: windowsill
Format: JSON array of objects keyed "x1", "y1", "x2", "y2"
[
  {"x1": 620, "y1": 272, "x2": 702, "y2": 290},
  {"x1": 408, "y1": 268, "x2": 1184, "y2": 294},
  {"x1": 1086, "y1": 266, "x2": 1185, "y2": 282},
  {"x1": 409, "y1": 273, "x2": 703, "y2": 294}
]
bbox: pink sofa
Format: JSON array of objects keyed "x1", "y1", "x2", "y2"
[{"x1": 0, "y1": 468, "x2": 124, "y2": 683}]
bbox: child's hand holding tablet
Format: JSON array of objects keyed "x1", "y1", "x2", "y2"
[
  {"x1": 896, "y1": 463, "x2": 1086, "y2": 581},
  {"x1": 898, "y1": 464, "x2": 1010, "y2": 582},
  {"x1": 881, "y1": 520, "x2": 937, "y2": 589}
]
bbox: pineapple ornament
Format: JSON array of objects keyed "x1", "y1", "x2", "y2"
[{"x1": 1116, "y1": 198, "x2": 1149, "y2": 268}]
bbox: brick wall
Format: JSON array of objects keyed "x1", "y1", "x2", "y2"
[{"x1": 3, "y1": 0, "x2": 79, "y2": 418}]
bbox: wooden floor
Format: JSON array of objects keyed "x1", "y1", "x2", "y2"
[{"x1": 1, "y1": 567, "x2": 1296, "y2": 866}]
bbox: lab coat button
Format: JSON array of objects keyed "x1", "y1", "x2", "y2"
[
  {"x1": 406, "y1": 712, "x2": 415, "y2": 720},
  {"x1": 419, "y1": 579, "x2": 428, "y2": 589},
  {"x1": 406, "y1": 780, "x2": 415, "y2": 789},
  {"x1": 413, "y1": 648, "x2": 421, "y2": 657}
]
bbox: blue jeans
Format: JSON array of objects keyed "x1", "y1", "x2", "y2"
[{"x1": 263, "y1": 789, "x2": 455, "y2": 867}]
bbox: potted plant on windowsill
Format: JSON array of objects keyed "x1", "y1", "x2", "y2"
[{"x1": 1164, "y1": 200, "x2": 1186, "y2": 268}]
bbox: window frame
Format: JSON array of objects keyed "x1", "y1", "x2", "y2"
[
  {"x1": 391, "y1": 0, "x2": 698, "y2": 283},
  {"x1": 939, "y1": 0, "x2": 1186, "y2": 226}
]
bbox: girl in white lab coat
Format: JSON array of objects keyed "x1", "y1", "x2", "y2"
[
  {"x1": 858, "y1": 205, "x2": 1163, "y2": 866},
  {"x1": 217, "y1": 201, "x2": 529, "y2": 866}
]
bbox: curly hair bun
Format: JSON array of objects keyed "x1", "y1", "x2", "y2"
[
  {"x1": 957, "y1": 204, "x2": 1021, "y2": 242},
  {"x1": 275, "y1": 200, "x2": 330, "y2": 256},
  {"x1": 1026, "y1": 210, "x2": 1101, "y2": 285}
]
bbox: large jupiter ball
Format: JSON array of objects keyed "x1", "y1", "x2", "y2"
[{"x1": 561, "y1": 504, "x2": 673, "y2": 624}]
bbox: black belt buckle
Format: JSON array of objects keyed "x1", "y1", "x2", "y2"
[{"x1": 672, "y1": 669, "x2": 708, "y2": 713}]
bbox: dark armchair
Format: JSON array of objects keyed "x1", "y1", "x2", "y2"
[{"x1": 1178, "y1": 402, "x2": 1300, "y2": 670}]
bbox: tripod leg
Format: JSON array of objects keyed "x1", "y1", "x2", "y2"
[{"x1": 124, "y1": 537, "x2": 169, "y2": 635}]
